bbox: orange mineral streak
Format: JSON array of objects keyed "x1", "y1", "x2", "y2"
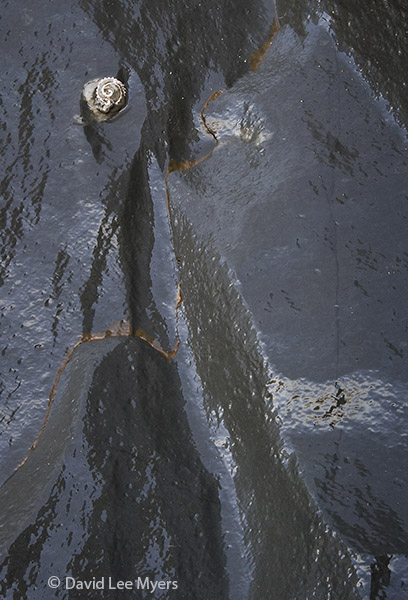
[
  {"x1": 17, "y1": 310, "x2": 182, "y2": 471},
  {"x1": 164, "y1": 90, "x2": 223, "y2": 214},
  {"x1": 200, "y1": 90, "x2": 223, "y2": 139},
  {"x1": 249, "y1": 10, "x2": 280, "y2": 71}
]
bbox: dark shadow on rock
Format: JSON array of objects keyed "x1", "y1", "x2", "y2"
[
  {"x1": 0, "y1": 339, "x2": 228, "y2": 599},
  {"x1": 117, "y1": 146, "x2": 159, "y2": 335}
]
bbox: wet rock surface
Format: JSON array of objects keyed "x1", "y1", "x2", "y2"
[
  {"x1": 1, "y1": 339, "x2": 228, "y2": 599},
  {"x1": 0, "y1": 0, "x2": 407, "y2": 598}
]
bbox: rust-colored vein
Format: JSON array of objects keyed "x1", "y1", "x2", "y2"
[
  {"x1": 200, "y1": 90, "x2": 223, "y2": 139},
  {"x1": 164, "y1": 90, "x2": 223, "y2": 214},
  {"x1": 17, "y1": 292, "x2": 182, "y2": 471},
  {"x1": 249, "y1": 3, "x2": 280, "y2": 71},
  {"x1": 162, "y1": 90, "x2": 222, "y2": 383}
]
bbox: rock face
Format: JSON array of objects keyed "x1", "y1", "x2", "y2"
[
  {"x1": 82, "y1": 77, "x2": 127, "y2": 120},
  {"x1": 0, "y1": 0, "x2": 407, "y2": 598}
]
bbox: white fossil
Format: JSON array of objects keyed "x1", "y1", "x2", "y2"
[{"x1": 82, "y1": 77, "x2": 127, "y2": 121}]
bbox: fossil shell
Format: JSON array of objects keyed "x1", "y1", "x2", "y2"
[
  {"x1": 94, "y1": 77, "x2": 126, "y2": 113},
  {"x1": 82, "y1": 77, "x2": 127, "y2": 121}
]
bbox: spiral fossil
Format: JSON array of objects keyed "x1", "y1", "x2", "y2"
[
  {"x1": 94, "y1": 77, "x2": 126, "y2": 113},
  {"x1": 82, "y1": 76, "x2": 127, "y2": 120}
]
